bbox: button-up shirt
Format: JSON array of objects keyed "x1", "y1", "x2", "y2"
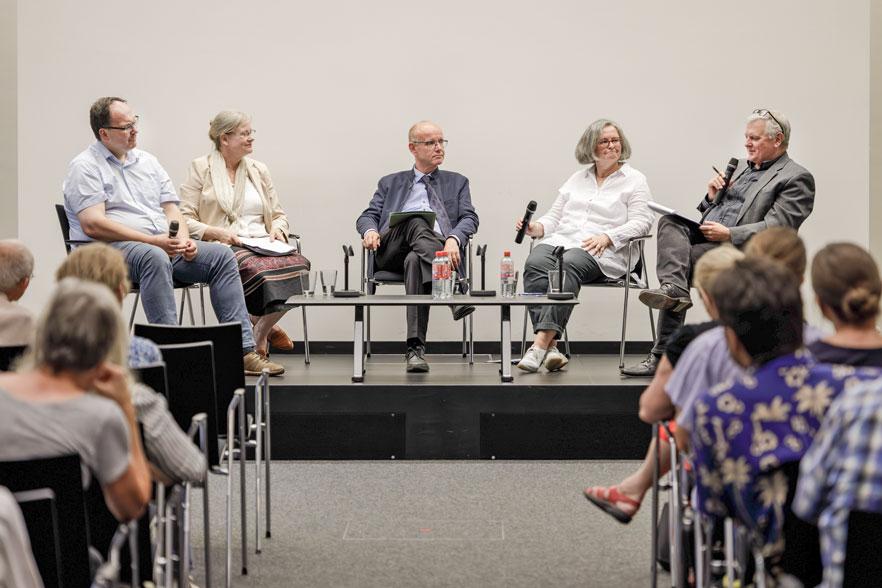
[
  {"x1": 400, "y1": 168, "x2": 443, "y2": 234},
  {"x1": 62, "y1": 142, "x2": 180, "y2": 241},
  {"x1": 536, "y1": 163, "x2": 653, "y2": 278},
  {"x1": 703, "y1": 157, "x2": 778, "y2": 226}
]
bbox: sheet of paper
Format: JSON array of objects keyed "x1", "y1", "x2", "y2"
[{"x1": 239, "y1": 236, "x2": 295, "y2": 254}]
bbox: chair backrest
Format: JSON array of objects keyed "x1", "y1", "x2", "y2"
[
  {"x1": 0, "y1": 345, "x2": 27, "y2": 371},
  {"x1": 10, "y1": 488, "x2": 61, "y2": 588},
  {"x1": 155, "y1": 341, "x2": 221, "y2": 466},
  {"x1": 132, "y1": 361, "x2": 169, "y2": 398},
  {"x1": 843, "y1": 510, "x2": 882, "y2": 587},
  {"x1": 54, "y1": 203, "x2": 73, "y2": 254},
  {"x1": 134, "y1": 322, "x2": 244, "y2": 438},
  {"x1": 0, "y1": 454, "x2": 91, "y2": 588}
]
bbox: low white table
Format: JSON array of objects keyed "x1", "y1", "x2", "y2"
[{"x1": 284, "y1": 294, "x2": 578, "y2": 383}]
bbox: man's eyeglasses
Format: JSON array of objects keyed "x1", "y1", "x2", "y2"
[
  {"x1": 103, "y1": 115, "x2": 139, "y2": 133},
  {"x1": 412, "y1": 139, "x2": 448, "y2": 148},
  {"x1": 598, "y1": 138, "x2": 621, "y2": 147},
  {"x1": 753, "y1": 109, "x2": 784, "y2": 133}
]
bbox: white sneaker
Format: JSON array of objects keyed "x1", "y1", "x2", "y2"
[
  {"x1": 544, "y1": 347, "x2": 569, "y2": 372},
  {"x1": 517, "y1": 346, "x2": 547, "y2": 373}
]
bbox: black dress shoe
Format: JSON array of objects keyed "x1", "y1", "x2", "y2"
[
  {"x1": 406, "y1": 345, "x2": 429, "y2": 373},
  {"x1": 451, "y1": 305, "x2": 476, "y2": 321},
  {"x1": 621, "y1": 353, "x2": 660, "y2": 377},
  {"x1": 638, "y1": 284, "x2": 692, "y2": 312}
]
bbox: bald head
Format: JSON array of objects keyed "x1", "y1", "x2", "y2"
[
  {"x1": 408, "y1": 120, "x2": 446, "y2": 173},
  {"x1": 408, "y1": 120, "x2": 442, "y2": 143},
  {"x1": 0, "y1": 239, "x2": 34, "y2": 299}
]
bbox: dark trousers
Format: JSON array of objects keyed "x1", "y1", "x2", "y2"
[
  {"x1": 523, "y1": 244, "x2": 603, "y2": 338},
  {"x1": 375, "y1": 217, "x2": 445, "y2": 344},
  {"x1": 651, "y1": 215, "x2": 719, "y2": 355}
]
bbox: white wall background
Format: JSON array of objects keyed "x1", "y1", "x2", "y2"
[{"x1": 15, "y1": 0, "x2": 870, "y2": 341}]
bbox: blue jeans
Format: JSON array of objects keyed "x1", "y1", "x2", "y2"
[{"x1": 112, "y1": 240, "x2": 256, "y2": 351}]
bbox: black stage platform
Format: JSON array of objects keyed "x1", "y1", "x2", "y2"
[{"x1": 249, "y1": 350, "x2": 653, "y2": 461}]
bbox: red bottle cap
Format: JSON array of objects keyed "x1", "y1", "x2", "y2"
[{"x1": 503, "y1": 250, "x2": 511, "y2": 256}]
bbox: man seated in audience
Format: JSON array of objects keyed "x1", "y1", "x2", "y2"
[
  {"x1": 0, "y1": 279, "x2": 152, "y2": 522},
  {"x1": 357, "y1": 120, "x2": 479, "y2": 373},
  {"x1": 624, "y1": 109, "x2": 815, "y2": 377},
  {"x1": 691, "y1": 257, "x2": 880, "y2": 561},
  {"x1": 56, "y1": 243, "x2": 206, "y2": 484},
  {"x1": 0, "y1": 240, "x2": 35, "y2": 347},
  {"x1": 62, "y1": 96, "x2": 283, "y2": 376}
]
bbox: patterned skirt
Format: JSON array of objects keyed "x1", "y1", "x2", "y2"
[{"x1": 232, "y1": 247, "x2": 311, "y2": 316}]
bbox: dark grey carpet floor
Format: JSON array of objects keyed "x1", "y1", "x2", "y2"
[{"x1": 187, "y1": 460, "x2": 665, "y2": 587}]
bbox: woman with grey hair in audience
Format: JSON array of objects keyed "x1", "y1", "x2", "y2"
[
  {"x1": 514, "y1": 119, "x2": 654, "y2": 372},
  {"x1": 0, "y1": 278, "x2": 152, "y2": 521},
  {"x1": 0, "y1": 239, "x2": 35, "y2": 346},
  {"x1": 180, "y1": 110, "x2": 310, "y2": 361}
]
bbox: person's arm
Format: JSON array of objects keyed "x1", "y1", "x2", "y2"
[
  {"x1": 259, "y1": 164, "x2": 290, "y2": 242},
  {"x1": 638, "y1": 356, "x2": 676, "y2": 423},
  {"x1": 357, "y1": 178, "x2": 388, "y2": 250},
  {"x1": 792, "y1": 397, "x2": 847, "y2": 524},
  {"x1": 534, "y1": 191, "x2": 568, "y2": 237},
  {"x1": 728, "y1": 170, "x2": 816, "y2": 246},
  {"x1": 447, "y1": 177, "x2": 478, "y2": 248},
  {"x1": 604, "y1": 176, "x2": 654, "y2": 250},
  {"x1": 178, "y1": 158, "x2": 212, "y2": 240},
  {"x1": 161, "y1": 202, "x2": 199, "y2": 261}
]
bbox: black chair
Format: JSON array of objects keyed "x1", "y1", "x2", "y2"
[
  {"x1": 842, "y1": 510, "x2": 882, "y2": 587},
  {"x1": 12, "y1": 488, "x2": 62, "y2": 587},
  {"x1": 0, "y1": 345, "x2": 27, "y2": 371},
  {"x1": 361, "y1": 236, "x2": 475, "y2": 362},
  {"x1": 54, "y1": 203, "x2": 205, "y2": 329},
  {"x1": 0, "y1": 454, "x2": 92, "y2": 587},
  {"x1": 132, "y1": 361, "x2": 169, "y2": 398},
  {"x1": 519, "y1": 235, "x2": 656, "y2": 369}
]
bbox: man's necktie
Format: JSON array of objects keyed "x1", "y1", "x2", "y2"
[{"x1": 420, "y1": 174, "x2": 452, "y2": 236}]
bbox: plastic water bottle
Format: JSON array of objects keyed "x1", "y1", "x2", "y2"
[
  {"x1": 500, "y1": 250, "x2": 516, "y2": 297},
  {"x1": 432, "y1": 252, "x2": 452, "y2": 299}
]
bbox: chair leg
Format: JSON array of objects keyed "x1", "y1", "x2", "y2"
[
  {"x1": 563, "y1": 327, "x2": 571, "y2": 358},
  {"x1": 186, "y1": 288, "x2": 196, "y2": 325},
  {"x1": 621, "y1": 281, "x2": 632, "y2": 370},
  {"x1": 520, "y1": 307, "x2": 529, "y2": 358},
  {"x1": 468, "y1": 313, "x2": 474, "y2": 365},
  {"x1": 461, "y1": 321, "x2": 467, "y2": 357},
  {"x1": 366, "y1": 307, "x2": 372, "y2": 358},
  {"x1": 129, "y1": 292, "x2": 140, "y2": 331},
  {"x1": 648, "y1": 306, "x2": 657, "y2": 342},
  {"x1": 178, "y1": 289, "x2": 186, "y2": 325},
  {"x1": 199, "y1": 284, "x2": 207, "y2": 325},
  {"x1": 301, "y1": 306, "x2": 310, "y2": 365}
]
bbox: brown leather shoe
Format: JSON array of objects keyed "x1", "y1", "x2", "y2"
[{"x1": 267, "y1": 325, "x2": 294, "y2": 351}]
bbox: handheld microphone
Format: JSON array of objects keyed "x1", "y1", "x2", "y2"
[
  {"x1": 168, "y1": 220, "x2": 179, "y2": 238},
  {"x1": 714, "y1": 157, "x2": 739, "y2": 202},
  {"x1": 515, "y1": 200, "x2": 538, "y2": 244}
]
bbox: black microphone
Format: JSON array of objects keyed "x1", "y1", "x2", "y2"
[
  {"x1": 714, "y1": 157, "x2": 739, "y2": 202},
  {"x1": 515, "y1": 200, "x2": 538, "y2": 244},
  {"x1": 168, "y1": 220, "x2": 179, "y2": 238}
]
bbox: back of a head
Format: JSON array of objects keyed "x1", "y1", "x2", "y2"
[
  {"x1": 711, "y1": 257, "x2": 804, "y2": 364},
  {"x1": 745, "y1": 226, "x2": 806, "y2": 281},
  {"x1": 0, "y1": 239, "x2": 34, "y2": 293},
  {"x1": 812, "y1": 242, "x2": 881, "y2": 325},
  {"x1": 693, "y1": 245, "x2": 745, "y2": 294},
  {"x1": 55, "y1": 243, "x2": 130, "y2": 301},
  {"x1": 29, "y1": 278, "x2": 127, "y2": 374}
]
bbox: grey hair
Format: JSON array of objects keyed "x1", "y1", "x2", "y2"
[
  {"x1": 747, "y1": 109, "x2": 790, "y2": 148},
  {"x1": 0, "y1": 239, "x2": 34, "y2": 293},
  {"x1": 25, "y1": 278, "x2": 129, "y2": 374},
  {"x1": 209, "y1": 110, "x2": 251, "y2": 150},
  {"x1": 575, "y1": 119, "x2": 632, "y2": 164}
]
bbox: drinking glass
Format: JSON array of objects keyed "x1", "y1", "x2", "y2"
[
  {"x1": 547, "y1": 270, "x2": 567, "y2": 294},
  {"x1": 320, "y1": 270, "x2": 337, "y2": 296},
  {"x1": 300, "y1": 271, "x2": 318, "y2": 297}
]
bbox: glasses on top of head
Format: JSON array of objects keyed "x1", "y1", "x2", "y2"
[
  {"x1": 103, "y1": 115, "x2": 139, "y2": 133},
  {"x1": 753, "y1": 109, "x2": 784, "y2": 133},
  {"x1": 597, "y1": 137, "x2": 621, "y2": 147},
  {"x1": 412, "y1": 139, "x2": 448, "y2": 149}
]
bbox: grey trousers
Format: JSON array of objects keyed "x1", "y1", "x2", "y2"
[
  {"x1": 523, "y1": 244, "x2": 603, "y2": 338},
  {"x1": 651, "y1": 214, "x2": 720, "y2": 355},
  {"x1": 375, "y1": 217, "x2": 445, "y2": 344}
]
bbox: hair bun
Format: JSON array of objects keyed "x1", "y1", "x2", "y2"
[{"x1": 841, "y1": 287, "x2": 880, "y2": 323}]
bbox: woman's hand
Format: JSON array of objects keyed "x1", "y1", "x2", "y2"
[
  {"x1": 207, "y1": 227, "x2": 241, "y2": 246},
  {"x1": 91, "y1": 362, "x2": 131, "y2": 407},
  {"x1": 515, "y1": 219, "x2": 544, "y2": 238},
  {"x1": 582, "y1": 234, "x2": 613, "y2": 257},
  {"x1": 268, "y1": 228, "x2": 287, "y2": 242}
]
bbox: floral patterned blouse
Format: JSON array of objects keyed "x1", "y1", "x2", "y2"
[{"x1": 691, "y1": 350, "x2": 881, "y2": 551}]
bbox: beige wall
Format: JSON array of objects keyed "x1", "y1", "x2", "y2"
[
  {"x1": 14, "y1": 0, "x2": 872, "y2": 340},
  {"x1": 872, "y1": 1, "x2": 882, "y2": 271},
  {"x1": 0, "y1": 0, "x2": 15, "y2": 239}
]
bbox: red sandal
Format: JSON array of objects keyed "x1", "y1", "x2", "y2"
[{"x1": 583, "y1": 485, "x2": 642, "y2": 524}]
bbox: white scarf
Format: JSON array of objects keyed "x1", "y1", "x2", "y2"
[{"x1": 209, "y1": 149, "x2": 249, "y2": 223}]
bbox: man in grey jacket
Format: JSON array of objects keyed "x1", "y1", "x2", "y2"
[{"x1": 623, "y1": 109, "x2": 815, "y2": 377}]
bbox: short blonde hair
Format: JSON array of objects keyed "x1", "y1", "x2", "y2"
[
  {"x1": 56, "y1": 242, "x2": 130, "y2": 302},
  {"x1": 693, "y1": 245, "x2": 744, "y2": 293},
  {"x1": 209, "y1": 110, "x2": 251, "y2": 150},
  {"x1": 575, "y1": 119, "x2": 632, "y2": 164}
]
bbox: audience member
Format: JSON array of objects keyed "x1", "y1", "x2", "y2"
[
  {"x1": 691, "y1": 257, "x2": 879, "y2": 559},
  {"x1": 0, "y1": 279, "x2": 151, "y2": 521},
  {"x1": 624, "y1": 108, "x2": 815, "y2": 377},
  {"x1": 356, "y1": 120, "x2": 478, "y2": 372},
  {"x1": 180, "y1": 110, "x2": 311, "y2": 357},
  {"x1": 62, "y1": 96, "x2": 283, "y2": 376},
  {"x1": 56, "y1": 243, "x2": 206, "y2": 484},
  {"x1": 583, "y1": 245, "x2": 743, "y2": 522},
  {"x1": 0, "y1": 240, "x2": 35, "y2": 347},
  {"x1": 515, "y1": 119, "x2": 653, "y2": 373}
]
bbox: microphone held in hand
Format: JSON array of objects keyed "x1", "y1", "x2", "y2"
[
  {"x1": 168, "y1": 220, "x2": 179, "y2": 238},
  {"x1": 515, "y1": 200, "x2": 538, "y2": 244},
  {"x1": 714, "y1": 157, "x2": 739, "y2": 202}
]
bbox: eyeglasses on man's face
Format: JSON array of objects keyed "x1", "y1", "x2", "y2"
[
  {"x1": 412, "y1": 139, "x2": 448, "y2": 149},
  {"x1": 597, "y1": 137, "x2": 621, "y2": 147},
  {"x1": 103, "y1": 115, "x2": 139, "y2": 133},
  {"x1": 753, "y1": 109, "x2": 784, "y2": 133}
]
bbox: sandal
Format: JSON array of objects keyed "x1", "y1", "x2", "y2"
[{"x1": 583, "y1": 485, "x2": 641, "y2": 524}]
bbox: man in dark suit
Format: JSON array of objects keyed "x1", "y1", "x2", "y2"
[
  {"x1": 623, "y1": 109, "x2": 815, "y2": 377},
  {"x1": 356, "y1": 121, "x2": 479, "y2": 372}
]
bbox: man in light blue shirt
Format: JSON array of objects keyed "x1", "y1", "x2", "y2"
[{"x1": 62, "y1": 96, "x2": 283, "y2": 376}]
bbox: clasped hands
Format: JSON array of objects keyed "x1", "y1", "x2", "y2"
[{"x1": 154, "y1": 234, "x2": 198, "y2": 261}]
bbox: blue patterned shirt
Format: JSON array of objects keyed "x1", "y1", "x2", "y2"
[
  {"x1": 691, "y1": 351, "x2": 881, "y2": 552},
  {"x1": 129, "y1": 335, "x2": 162, "y2": 369},
  {"x1": 793, "y1": 377, "x2": 882, "y2": 587}
]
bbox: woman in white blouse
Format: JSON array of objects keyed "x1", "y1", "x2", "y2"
[
  {"x1": 180, "y1": 111, "x2": 311, "y2": 358},
  {"x1": 514, "y1": 119, "x2": 653, "y2": 372}
]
